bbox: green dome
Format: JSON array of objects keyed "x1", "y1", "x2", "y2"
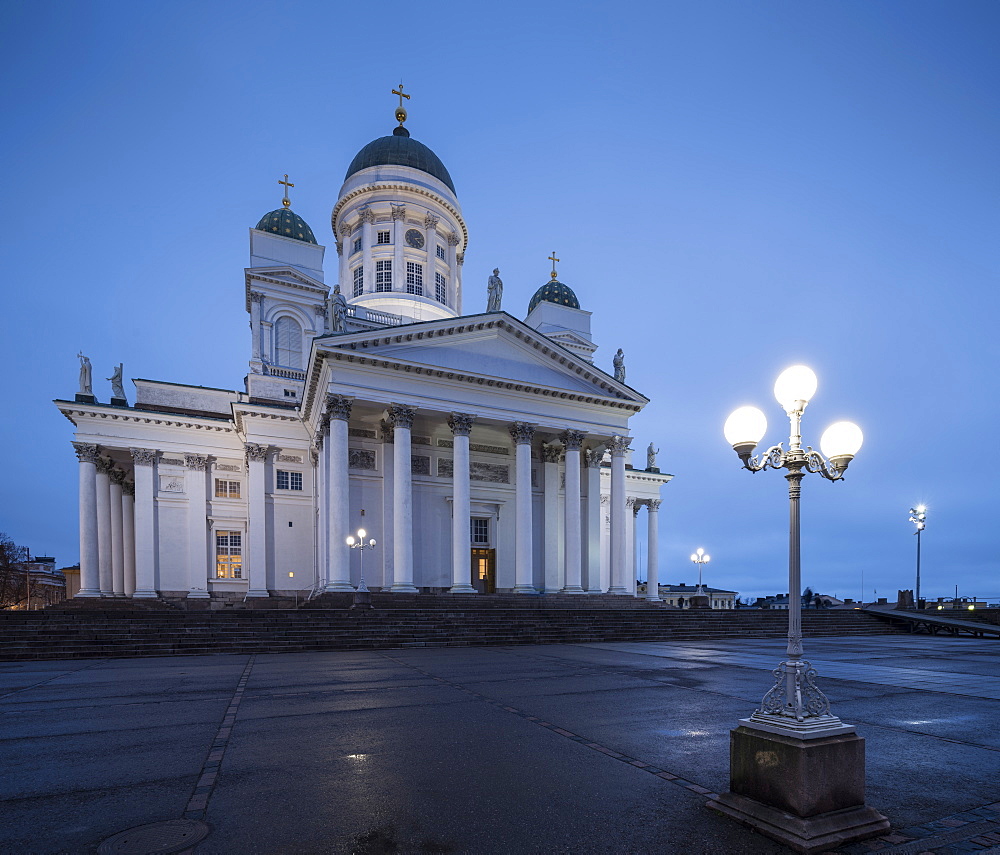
[
  {"x1": 346, "y1": 126, "x2": 456, "y2": 194},
  {"x1": 255, "y1": 207, "x2": 317, "y2": 244},
  {"x1": 528, "y1": 279, "x2": 580, "y2": 313}
]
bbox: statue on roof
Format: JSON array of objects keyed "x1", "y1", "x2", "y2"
[
  {"x1": 330, "y1": 286, "x2": 348, "y2": 333},
  {"x1": 646, "y1": 442, "x2": 659, "y2": 470},
  {"x1": 107, "y1": 363, "x2": 126, "y2": 400},
  {"x1": 77, "y1": 352, "x2": 92, "y2": 396},
  {"x1": 487, "y1": 268, "x2": 503, "y2": 313},
  {"x1": 613, "y1": 348, "x2": 626, "y2": 383}
]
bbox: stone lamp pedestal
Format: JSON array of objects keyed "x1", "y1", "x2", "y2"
[
  {"x1": 708, "y1": 717, "x2": 889, "y2": 854},
  {"x1": 689, "y1": 594, "x2": 711, "y2": 609}
]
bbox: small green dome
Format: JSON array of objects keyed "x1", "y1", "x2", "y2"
[
  {"x1": 528, "y1": 279, "x2": 580, "y2": 313},
  {"x1": 255, "y1": 207, "x2": 317, "y2": 244}
]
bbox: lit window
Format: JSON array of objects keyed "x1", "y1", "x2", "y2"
[
  {"x1": 375, "y1": 260, "x2": 392, "y2": 292},
  {"x1": 216, "y1": 531, "x2": 242, "y2": 578},
  {"x1": 352, "y1": 237, "x2": 362, "y2": 254},
  {"x1": 406, "y1": 262, "x2": 423, "y2": 295},
  {"x1": 214, "y1": 479, "x2": 240, "y2": 499},
  {"x1": 353, "y1": 265, "x2": 364, "y2": 297},
  {"x1": 470, "y1": 518, "x2": 489, "y2": 545},
  {"x1": 436, "y1": 244, "x2": 445, "y2": 260},
  {"x1": 276, "y1": 470, "x2": 302, "y2": 491},
  {"x1": 377, "y1": 231, "x2": 391, "y2": 244},
  {"x1": 435, "y1": 272, "x2": 447, "y2": 304}
]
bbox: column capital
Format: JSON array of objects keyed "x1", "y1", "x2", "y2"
[
  {"x1": 541, "y1": 443, "x2": 563, "y2": 464},
  {"x1": 387, "y1": 403, "x2": 415, "y2": 430},
  {"x1": 424, "y1": 213, "x2": 439, "y2": 229},
  {"x1": 95, "y1": 456, "x2": 116, "y2": 475},
  {"x1": 73, "y1": 442, "x2": 101, "y2": 465},
  {"x1": 584, "y1": 447, "x2": 604, "y2": 469},
  {"x1": 245, "y1": 443, "x2": 269, "y2": 463},
  {"x1": 608, "y1": 435, "x2": 631, "y2": 457},
  {"x1": 326, "y1": 394, "x2": 353, "y2": 422},
  {"x1": 457, "y1": 251, "x2": 465, "y2": 266},
  {"x1": 448, "y1": 413, "x2": 476, "y2": 437},
  {"x1": 129, "y1": 447, "x2": 158, "y2": 467},
  {"x1": 391, "y1": 203, "x2": 406, "y2": 220},
  {"x1": 110, "y1": 468, "x2": 127, "y2": 486},
  {"x1": 560, "y1": 430, "x2": 586, "y2": 451},
  {"x1": 250, "y1": 290, "x2": 265, "y2": 304},
  {"x1": 447, "y1": 232, "x2": 461, "y2": 247},
  {"x1": 508, "y1": 422, "x2": 535, "y2": 446},
  {"x1": 184, "y1": 454, "x2": 211, "y2": 471},
  {"x1": 340, "y1": 220, "x2": 354, "y2": 237},
  {"x1": 122, "y1": 481, "x2": 135, "y2": 497},
  {"x1": 359, "y1": 206, "x2": 376, "y2": 225},
  {"x1": 309, "y1": 446, "x2": 320, "y2": 466},
  {"x1": 647, "y1": 499, "x2": 662, "y2": 511},
  {"x1": 380, "y1": 418, "x2": 394, "y2": 444}
]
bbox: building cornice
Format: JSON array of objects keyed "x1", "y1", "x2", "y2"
[
  {"x1": 54, "y1": 401, "x2": 235, "y2": 433},
  {"x1": 244, "y1": 268, "x2": 329, "y2": 312}
]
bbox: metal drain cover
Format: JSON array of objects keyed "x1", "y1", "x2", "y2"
[{"x1": 98, "y1": 819, "x2": 210, "y2": 855}]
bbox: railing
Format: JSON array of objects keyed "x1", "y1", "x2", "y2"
[
  {"x1": 346, "y1": 305, "x2": 404, "y2": 327},
  {"x1": 264, "y1": 365, "x2": 307, "y2": 381}
]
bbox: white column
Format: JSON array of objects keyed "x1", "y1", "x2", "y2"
[
  {"x1": 561, "y1": 431, "x2": 585, "y2": 594},
  {"x1": 628, "y1": 498, "x2": 639, "y2": 595},
  {"x1": 509, "y1": 422, "x2": 536, "y2": 594},
  {"x1": 646, "y1": 499, "x2": 661, "y2": 601},
  {"x1": 73, "y1": 443, "x2": 102, "y2": 597},
  {"x1": 96, "y1": 458, "x2": 113, "y2": 596},
  {"x1": 392, "y1": 205, "x2": 406, "y2": 292},
  {"x1": 424, "y1": 213, "x2": 439, "y2": 296},
  {"x1": 326, "y1": 396, "x2": 354, "y2": 591},
  {"x1": 185, "y1": 454, "x2": 211, "y2": 598},
  {"x1": 585, "y1": 448, "x2": 603, "y2": 593},
  {"x1": 449, "y1": 413, "x2": 476, "y2": 593},
  {"x1": 314, "y1": 434, "x2": 327, "y2": 593},
  {"x1": 123, "y1": 482, "x2": 136, "y2": 597},
  {"x1": 338, "y1": 223, "x2": 351, "y2": 296},
  {"x1": 109, "y1": 469, "x2": 126, "y2": 597},
  {"x1": 542, "y1": 443, "x2": 562, "y2": 592},
  {"x1": 608, "y1": 435, "x2": 630, "y2": 594},
  {"x1": 130, "y1": 448, "x2": 158, "y2": 598},
  {"x1": 447, "y1": 232, "x2": 461, "y2": 311},
  {"x1": 361, "y1": 208, "x2": 374, "y2": 296},
  {"x1": 250, "y1": 291, "x2": 264, "y2": 363},
  {"x1": 389, "y1": 404, "x2": 417, "y2": 592},
  {"x1": 245, "y1": 443, "x2": 270, "y2": 597},
  {"x1": 380, "y1": 419, "x2": 395, "y2": 590}
]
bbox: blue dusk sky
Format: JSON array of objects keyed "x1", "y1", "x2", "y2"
[{"x1": 1, "y1": 1, "x2": 997, "y2": 603}]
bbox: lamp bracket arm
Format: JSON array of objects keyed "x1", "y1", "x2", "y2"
[
  {"x1": 744, "y1": 443, "x2": 786, "y2": 472},
  {"x1": 803, "y1": 447, "x2": 845, "y2": 481}
]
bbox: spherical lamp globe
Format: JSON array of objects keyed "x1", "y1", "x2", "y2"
[
  {"x1": 820, "y1": 421, "x2": 863, "y2": 461},
  {"x1": 724, "y1": 406, "x2": 767, "y2": 452},
  {"x1": 774, "y1": 365, "x2": 818, "y2": 412}
]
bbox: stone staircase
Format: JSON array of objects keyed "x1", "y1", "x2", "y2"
[{"x1": 0, "y1": 594, "x2": 908, "y2": 661}]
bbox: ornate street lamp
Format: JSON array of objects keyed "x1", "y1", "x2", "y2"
[
  {"x1": 710, "y1": 365, "x2": 887, "y2": 850},
  {"x1": 908, "y1": 505, "x2": 927, "y2": 609},
  {"x1": 690, "y1": 548, "x2": 711, "y2": 602},
  {"x1": 346, "y1": 528, "x2": 377, "y2": 609}
]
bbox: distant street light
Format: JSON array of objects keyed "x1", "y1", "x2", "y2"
[
  {"x1": 908, "y1": 505, "x2": 927, "y2": 609},
  {"x1": 690, "y1": 548, "x2": 710, "y2": 597},
  {"x1": 346, "y1": 528, "x2": 377, "y2": 609}
]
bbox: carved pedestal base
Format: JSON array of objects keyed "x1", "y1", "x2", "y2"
[
  {"x1": 707, "y1": 723, "x2": 888, "y2": 854},
  {"x1": 110, "y1": 397, "x2": 128, "y2": 408},
  {"x1": 75, "y1": 394, "x2": 96, "y2": 404},
  {"x1": 690, "y1": 594, "x2": 711, "y2": 609}
]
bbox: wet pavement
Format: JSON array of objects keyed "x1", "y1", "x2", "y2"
[{"x1": 1, "y1": 636, "x2": 998, "y2": 854}]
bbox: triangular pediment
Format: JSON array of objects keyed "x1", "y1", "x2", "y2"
[
  {"x1": 311, "y1": 313, "x2": 645, "y2": 404},
  {"x1": 245, "y1": 266, "x2": 328, "y2": 310}
]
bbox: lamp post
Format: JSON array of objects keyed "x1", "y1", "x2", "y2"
[
  {"x1": 690, "y1": 548, "x2": 711, "y2": 608},
  {"x1": 346, "y1": 528, "x2": 376, "y2": 609},
  {"x1": 908, "y1": 505, "x2": 927, "y2": 609},
  {"x1": 709, "y1": 365, "x2": 887, "y2": 851}
]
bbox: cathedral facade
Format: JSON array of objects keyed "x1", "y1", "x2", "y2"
[{"x1": 57, "y1": 104, "x2": 671, "y2": 602}]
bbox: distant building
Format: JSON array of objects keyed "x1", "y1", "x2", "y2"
[
  {"x1": 639, "y1": 582, "x2": 736, "y2": 609},
  {"x1": 1, "y1": 556, "x2": 66, "y2": 609},
  {"x1": 754, "y1": 593, "x2": 841, "y2": 610}
]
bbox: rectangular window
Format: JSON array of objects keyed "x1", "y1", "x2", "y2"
[
  {"x1": 214, "y1": 479, "x2": 240, "y2": 499},
  {"x1": 436, "y1": 244, "x2": 445, "y2": 260},
  {"x1": 276, "y1": 470, "x2": 303, "y2": 491},
  {"x1": 435, "y1": 272, "x2": 447, "y2": 304},
  {"x1": 406, "y1": 262, "x2": 423, "y2": 295},
  {"x1": 470, "y1": 518, "x2": 489, "y2": 545},
  {"x1": 352, "y1": 237, "x2": 362, "y2": 254},
  {"x1": 377, "y1": 230, "x2": 391, "y2": 244},
  {"x1": 353, "y1": 265, "x2": 364, "y2": 297},
  {"x1": 375, "y1": 259, "x2": 392, "y2": 292},
  {"x1": 215, "y1": 531, "x2": 242, "y2": 579}
]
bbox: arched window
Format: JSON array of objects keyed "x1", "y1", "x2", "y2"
[{"x1": 274, "y1": 316, "x2": 302, "y2": 368}]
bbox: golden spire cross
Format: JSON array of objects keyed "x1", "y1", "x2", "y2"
[
  {"x1": 279, "y1": 174, "x2": 294, "y2": 209},
  {"x1": 549, "y1": 251, "x2": 560, "y2": 280},
  {"x1": 392, "y1": 83, "x2": 411, "y2": 126}
]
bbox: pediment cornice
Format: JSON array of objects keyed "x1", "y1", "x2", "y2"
[
  {"x1": 245, "y1": 267, "x2": 328, "y2": 311},
  {"x1": 55, "y1": 402, "x2": 235, "y2": 433}
]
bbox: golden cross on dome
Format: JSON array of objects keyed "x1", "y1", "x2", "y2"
[
  {"x1": 392, "y1": 83, "x2": 411, "y2": 126},
  {"x1": 279, "y1": 174, "x2": 294, "y2": 209},
  {"x1": 548, "y1": 251, "x2": 560, "y2": 280}
]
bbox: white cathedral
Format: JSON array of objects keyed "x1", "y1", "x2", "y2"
[{"x1": 57, "y1": 97, "x2": 672, "y2": 602}]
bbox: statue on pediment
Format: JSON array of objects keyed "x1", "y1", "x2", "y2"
[
  {"x1": 646, "y1": 442, "x2": 659, "y2": 470},
  {"x1": 487, "y1": 268, "x2": 503, "y2": 313},
  {"x1": 613, "y1": 348, "x2": 626, "y2": 383},
  {"x1": 330, "y1": 285, "x2": 348, "y2": 333},
  {"x1": 108, "y1": 363, "x2": 126, "y2": 400},
  {"x1": 77, "y1": 352, "x2": 92, "y2": 395}
]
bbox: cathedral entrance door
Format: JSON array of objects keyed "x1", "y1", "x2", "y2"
[{"x1": 471, "y1": 549, "x2": 495, "y2": 594}]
